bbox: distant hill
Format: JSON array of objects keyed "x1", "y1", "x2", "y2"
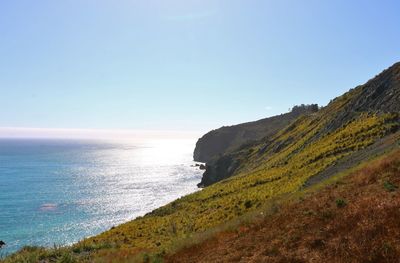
[{"x1": 194, "y1": 104, "x2": 319, "y2": 163}]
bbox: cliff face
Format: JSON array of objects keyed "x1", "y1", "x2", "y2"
[
  {"x1": 322, "y1": 62, "x2": 400, "y2": 132},
  {"x1": 198, "y1": 62, "x2": 400, "y2": 187},
  {"x1": 194, "y1": 105, "x2": 319, "y2": 163},
  {"x1": 351, "y1": 62, "x2": 400, "y2": 112}
]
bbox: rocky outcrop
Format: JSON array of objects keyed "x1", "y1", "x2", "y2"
[
  {"x1": 323, "y1": 62, "x2": 400, "y2": 133},
  {"x1": 194, "y1": 105, "x2": 319, "y2": 163},
  {"x1": 352, "y1": 62, "x2": 400, "y2": 112},
  {"x1": 197, "y1": 154, "x2": 240, "y2": 187}
]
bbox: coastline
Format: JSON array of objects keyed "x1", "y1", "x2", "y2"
[{"x1": 0, "y1": 138, "x2": 204, "y2": 255}]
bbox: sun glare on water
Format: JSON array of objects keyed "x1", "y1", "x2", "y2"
[{"x1": 0, "y1": 135, "x2": 204, "y2": 254}]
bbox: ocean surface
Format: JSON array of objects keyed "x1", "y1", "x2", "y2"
[{"x1": 0, "y1": 138, "x2": 203, "y2": 254}]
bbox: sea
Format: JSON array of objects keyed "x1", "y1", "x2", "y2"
[{"x1": 0, "y1": 138, "x2": 203, "y2": 255}]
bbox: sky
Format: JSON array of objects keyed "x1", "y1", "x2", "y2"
[{"x1": 0, "y1": 0, "x2": 399, "y2": 137}]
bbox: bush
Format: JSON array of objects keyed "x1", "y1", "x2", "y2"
[
  {"x1": 383, "y1": 181, "x2": 397, "y2": 192},
  {"x1": 244, "y1": 200, "x2": 253, "y2": 209},
  {"x1": 335, "y1": 199, "x2": 347, "y2": 208},
  {"x1": 56, "y1": 252, "x2": 76, "y2": 263},
  {"x1": 143, "y1": 253, "x2": 150, "y2": 263}
]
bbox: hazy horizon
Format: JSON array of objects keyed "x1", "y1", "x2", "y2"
[{"x1": 0, "y1": 127, "x2": 204, "y2": 140}]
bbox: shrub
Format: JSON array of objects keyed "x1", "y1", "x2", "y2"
[
  {"x1": 244, "y1": 200, "x2": 253, "y2": 209},
  {"x1": 335, "y1": 199, "x2": 347, "y2": 208},
  {"x1": 143, "y1": 253, "x2": 150, "y2": 263},
  {"x1": 56, "y1": 252, "x2": 76, "y2": 263},
  {"x1": 383, "y1": 181, "x2": 397, "y2": 192}
]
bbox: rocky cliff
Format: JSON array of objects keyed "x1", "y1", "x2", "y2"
[
  {"x1": 194, "y1": 104, "x2": 319, "y2": 163},
  {"x1": 198, "y1": 62, "x2": 400, "y2": 187}
]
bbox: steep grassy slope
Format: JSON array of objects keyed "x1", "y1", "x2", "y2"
[
  {"x1": 199, "y1": 62, "x2": 400, "y2": 186},
  {"x1": 193, "y1": 104, "x2": 319, "y2": 163},
  {"x1": 168, "y1": 150, "x2": 400, "y2": 263},
  {"x1": 2, "y1": 62, "x2": 400, "y2": 263}
]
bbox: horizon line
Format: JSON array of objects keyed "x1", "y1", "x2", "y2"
[{"x1": 0, "y1": 127, "x2": 204, "y2": 140}]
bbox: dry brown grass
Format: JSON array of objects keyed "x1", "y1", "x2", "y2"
[{"x1": 167, "y1": 150, "x2": 400, "y2": 263}]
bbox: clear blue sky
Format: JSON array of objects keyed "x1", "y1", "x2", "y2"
[{"x1": 1, "y1": 0, "x2": 399, "y2": 133}]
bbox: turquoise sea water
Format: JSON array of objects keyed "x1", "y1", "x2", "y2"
[{"x1": 0, "y1": 138, "x2": 203, "y2": 255}]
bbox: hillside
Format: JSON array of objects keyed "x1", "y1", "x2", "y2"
[
  {"x1": 193, "y1": 104, "x2": 319, "y2": 163},
  {"x1": 2, "y1": 62, "x2": 400, "y2": 263},
  {"x1": 198, "y1": 62, "x2": 400, "y2": 186},
  {"x1": 168, "y1": 150, "x2": 400, "y2": 263}
]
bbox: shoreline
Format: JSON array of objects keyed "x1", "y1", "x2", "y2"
[{"x1": 0, "y1": 139, "x2": 204, "y2": 255}]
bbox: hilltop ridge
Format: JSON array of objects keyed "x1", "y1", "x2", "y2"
[
  {"x1": 198, "y1": 62, "x2": 400, "y2": 187},
  {"x1": 193, "y1": 62, "x2": 400, "y2": 166}
]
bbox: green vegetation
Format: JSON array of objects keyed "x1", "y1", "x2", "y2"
[
  {"x1": 1, "y1": 246, "x2": 80, "y2": 263},
  {"x1": 383, "y1": 181, "x2": 398, "y2": 192},
  {"x1": 335, "y1": 199, "x2": 347, "y2": 208},
  {"x1": 167, "y1": 150, "x2": 400, "y2": 262}
]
